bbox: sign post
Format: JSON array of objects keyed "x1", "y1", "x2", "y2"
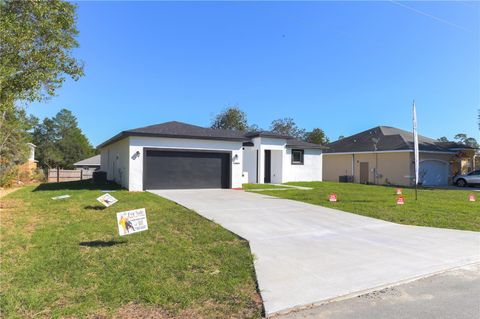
[{"x1": 413, "y1": 100, "x2": 419, "y2": 201}]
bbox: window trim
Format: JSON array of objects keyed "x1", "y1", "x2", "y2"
[{"x1": 291, "y1": 149, "x2": 304, "y2": 165}]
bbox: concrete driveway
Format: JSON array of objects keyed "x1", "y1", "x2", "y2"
[{"x1": 149, "y1": 189, "x2": 480, "y2": 317}]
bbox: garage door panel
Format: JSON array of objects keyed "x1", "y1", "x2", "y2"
[
  {"x1": 144, "y1": 150, "x2": 230, "y2": 189},
  {"x1": 420, "y1": 160, "x2": 448, "y2": 186}
]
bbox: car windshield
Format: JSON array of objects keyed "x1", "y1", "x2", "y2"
[{"x1": 468, "y1": 170, "x2": 480, "y2": 176}]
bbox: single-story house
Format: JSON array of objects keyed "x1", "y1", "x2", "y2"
[
  {"x1": 323, "y1": 126, "x2": 477, "y2": 187},
  {"x1": 73, "y1": 154, "x2": 101, "y2": 171},
  {"x1": 97, "y1": 121, "x2": 326, "y2": 191}
]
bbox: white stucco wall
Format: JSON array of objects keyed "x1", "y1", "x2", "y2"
[
  {"x1": 242, "y1": 146, "x2": 257, "y2": 183},
  {"x1": 243, "y1": 137, "x2": 323, "y2": 184},
  {"x1": 128, "y1": 136, "x2": 244, "y2": 191},
  {"x1": 271, "y1": 150, "x2": 283, "y2": 183},
  {"x1": 100, "y1": 137, "x2": 130, "y2": 189},
  {"x1": 100, "y1": 134, "x2": 324, "y2": 191},
  {"x1": 284, "y1": 149, "x2": 323, "y2": 182},
  {"x1": 256, "y1": 137, "x2": 287, "y2": 184}
]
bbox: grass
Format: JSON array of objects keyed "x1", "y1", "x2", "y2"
[
  {"x1": 0, "y1": 180, "x2": 262, "y2": 319},
  {"x1": 247, "y1": 181, "x2": 480, "y2": 231},
  {"x1": 241, "y1": 184, "x2": 289, "y2": 190}
]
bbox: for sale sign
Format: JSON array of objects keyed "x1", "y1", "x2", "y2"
[
  {"x1": 329, "y1": 193, "x2": 337, "y2": 202},
  {"x1": 396, "y1": 188, "x2": 402, "y2": 195},
  {"x1": 117, "y1": 208, "x2": 148, "y2": 236},
  {"x1": 396, "y1": 196, "x2": 405, "y2": 205},
  {"x1": 469, "y1": 194, "x2": 476, "y2": 202},
  {"x1": 97, "y1": 193, "x2": 118, "y2": 207}
]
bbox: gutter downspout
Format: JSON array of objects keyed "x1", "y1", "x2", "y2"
[{"x1": 352, "y1": 154, "x2": 355, "y2": 183}]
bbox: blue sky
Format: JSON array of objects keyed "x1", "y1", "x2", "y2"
[{"x1": 27, "y1": 1, "x2": 479, "y2": 146}]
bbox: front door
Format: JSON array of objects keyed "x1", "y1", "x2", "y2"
[
  {"x1": 264, "y1": 150, "x2": 271, "y2": 183},
  {"x1": 360, "y1": 162, "x2": 369, "y2": 184}
]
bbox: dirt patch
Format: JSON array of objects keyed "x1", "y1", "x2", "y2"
[
  {"x1": 0, "y1": 187, "x2": 21, "y2": 198},
  {"x1": 114, "y1": 303, "x2": 173, "y2": 319},
  {"x1": 111, "y1": 298, "x2": 262, "y2": 319}
]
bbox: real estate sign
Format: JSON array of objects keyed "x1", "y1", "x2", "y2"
[
  {"x1": 97, "y1": 193, "x2": 118, "y2": 207},
  {"x1": 329, "y1": 193, "x2": 337, "y2": 202},
  {"x1": 117, "y1": 208, "x2": 148, "y2": 236}
]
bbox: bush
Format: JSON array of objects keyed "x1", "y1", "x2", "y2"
[{"x1": 0, "y1": 166, "x2": 18, "y2": 188}]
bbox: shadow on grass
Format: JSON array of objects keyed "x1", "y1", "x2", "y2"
[
  {"x1": 79, "y1": 240, "x2": 126, "y2": 247},
  {"x1": 84, "y1": 205, "x2": 106, "y2": 211},
  {"x1": 33, "y1": 180, "x2": 122, "y2": 192}
]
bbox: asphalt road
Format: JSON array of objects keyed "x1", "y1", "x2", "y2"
[{"x1": 277, "y1": 264, "x2": 480, "y2": 319}]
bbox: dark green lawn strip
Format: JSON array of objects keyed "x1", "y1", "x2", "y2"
[
  {"x1": 261, "y1": 181, "x2": 480, "y2": 231},
  {"x1": 0, "y1": 181, "x2": 261, "y2": 319},
  {"x1": 242, "y1": 184, "x2": 288, "y2": 190}
]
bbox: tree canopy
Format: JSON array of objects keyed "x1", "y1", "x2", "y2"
[
  {"x1": 454, "y1": 133, "x2": 479, "y2": 148},
  {"x1": 304, "y1": 128, "x2": 330, "y2": 145},
  {"x1": 211, "y1": 107, "x2": 249, "y2": 131},
  {"x1": 270, "y1": 118, "x2": 306, "y2": 140},
  {"x1": 33, "y1": 109, "x2": 94, "y2": 169},
  {"x1": 0, "y1": 0, "x2": 83, "y2": 108},
  {"x1": 0, "y1": 0, "x2": 83, "y2": 182}
]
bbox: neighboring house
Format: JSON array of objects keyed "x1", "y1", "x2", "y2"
[
  {"x1": 73, "y1": 154, "x2": 101, "y2": 171},
  {"x1": 323, "y1": 126, "x2": 477, "y2": 187},
  {"x1": 97, "y1": 121, "x2": 326, "y2": 191},
  {"x1": 18, "y1": 143, "x2": 37, "y2": 173}
]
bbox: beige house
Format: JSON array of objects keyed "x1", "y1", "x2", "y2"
[{"x1": 323, "y1": 126, "x2": 477, "y2": 187}]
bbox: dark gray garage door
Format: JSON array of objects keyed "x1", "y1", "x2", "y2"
[{"x1": 144, "y1": 150, "x2": 230, "y2": 189}]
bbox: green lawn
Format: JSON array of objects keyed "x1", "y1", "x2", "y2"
[
  {"x1": 241, "y1": 184, "x2": 289, "y2": 190},
  {"x1": 0, "y1": 181, "x2": 262, "y2": 319},
  {"x1": 245, "y1": 181, "x2": 480, "y2": 231}
]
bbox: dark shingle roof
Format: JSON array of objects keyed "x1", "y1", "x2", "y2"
[
  {"x1": 325, "y1": 126, "x2": 472, "y2": 153},
  {"x1": 245, "y1": 131, "x2": 292, "y2": 139},
  {"x1": 74, "y1": 154, "x2": 101, "y2": 166},
  {"x1": 98, "y1": 121, "x2": 328, "y2": 149},
  {"x1": 98, "y1": 121, "x2": 297, "y2": 148},
  {"x1": 286, "y1": 138, "x2": 328, "y2": 149}
]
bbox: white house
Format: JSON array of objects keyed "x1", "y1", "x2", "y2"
[{"x1": 98, "y1": 121, "x2": 325, "y2": 191}]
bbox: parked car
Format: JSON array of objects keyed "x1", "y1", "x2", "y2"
[{"x1": 453, "y1": 170, "x2": 480, "y2": 187}]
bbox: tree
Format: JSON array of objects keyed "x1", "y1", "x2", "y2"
[
  {"x1": 33, "y1": 109, "x2": 94, "y2": 169},
  {"x1": 338, "y1": 135, "x2": 345, "y2": 140},
  {"x1": 304, "y1": 128, "x2": 330, "y2": 145},
  {"x1": 270, "y1": 118, "x2": 306, "y2": 139},
  {"x1": 0, "y1": 0, "x2": 83, "y2": 181},
  {"x1": 0, "y1": 0, "x2": 84, "y2": 111},
  {"x1": 32, "y1": 118, "x2": 63, "y2": 169},
  {"x1": 437, "y1": 136, "x2": 449, "y2": 142},
  {"x1": 0, "y1": 107, "x2": 37, "y2": 185},
  {"x1": 454, "y1": 133, "x2": 479, "y2": 148},
  {"x1": 211, "y1": 107, "x2": 249, "y2": 131}
]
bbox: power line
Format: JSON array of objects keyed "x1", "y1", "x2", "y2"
[{"x1": 389, "y1": 0, "x2": 471, "y2": 33}]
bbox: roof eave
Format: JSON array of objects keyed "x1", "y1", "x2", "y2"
[{"x1": 97, "y1": 131, "x2": 249, "y2": 149}]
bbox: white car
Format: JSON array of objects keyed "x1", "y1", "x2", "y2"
[{"x1": 453, "y1": 170, "x2": 480, "y2": 187}]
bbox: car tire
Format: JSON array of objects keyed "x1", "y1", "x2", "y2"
[{"x1": 456, "y1": 179, "x2": 467, "y2": 187}]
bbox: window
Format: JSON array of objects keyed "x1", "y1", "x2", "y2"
[
  {"x1": 468, "y1": 170, "x2": 480, "y2": 176},
  {"x1": 292, "y1": 149, "x2": 304, "y2": 165}
]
